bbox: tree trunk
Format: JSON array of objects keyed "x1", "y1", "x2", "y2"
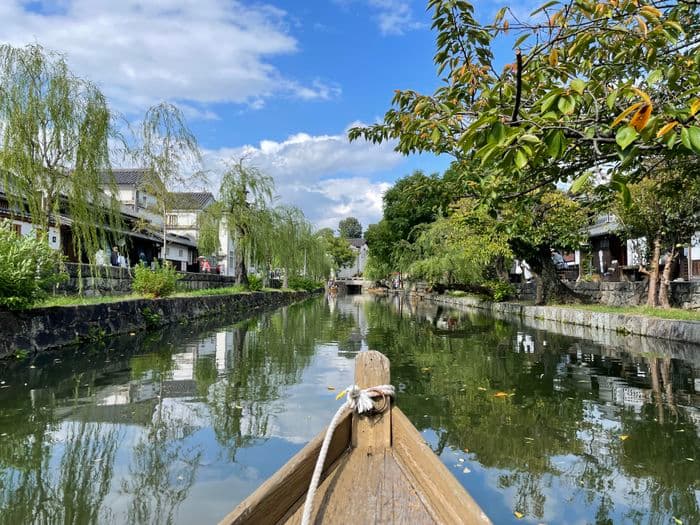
[
  {"x1": 529, "y1": 245, "x2": 582, "y2": 306},
  {"x1": 235, "y1": 257, "x2": 249, "y2": 285},
  {"x1": 282, "y1": 267, "x2": 289, "y2": 289},
  {"x1": 494, "y1": 255, "x2": 509, "y2": 282},
  {"x1": 658, "y1": 246, "x2": 677, "y2": 309},
  {"x1": 645, "y1": 236, "x2": 662, "y2": 307}
]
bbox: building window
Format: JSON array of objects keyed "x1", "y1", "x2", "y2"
[
  {"x1": 178, "y1": 249, "x2": 183, "y2": 257},
  {"x1": 12, "y1": 223, "x2": 22, "y2": 236},
  {"x1": 166, "y1": 215, "x2": 178, "y2": 226}
]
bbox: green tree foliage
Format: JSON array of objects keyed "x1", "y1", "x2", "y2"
[
  {"x1": 135, "y1": 102, "x2": 203, "y2": 262},
  {"x1": 217, "y1": 159, "x2": 274, "y2": 285},
  {"x1": 365, "y1": 170, "x2": 458, "y2": 275},
  {"x1": 614, "y1": 161, "x2": 700, "y2": 307},
  {"x1": 0, "y1": 43, "x2": 121, "y2": 265},
  {"x1": 196, "y1": 202, "x2": 222, "y2": 257},
  {"x1": 132, "y1": 262, "x2": 180, "y2": 298},
  {"x1": 408, "y1": 198, "x2": 512, "y2": 287},
  {"x1": 0, "y1": 220, "x2": 66, "y2": 309},
  {"x1": 338, "y1": 216, "x2": 363, "y2": 238},
  {"x1": 318, "y1": 228, "x2": 355, "y2": 272},
  {"x1": 350, "y1": 0, "x2": 700, "y2": 202}
]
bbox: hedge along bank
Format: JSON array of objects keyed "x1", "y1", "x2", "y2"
[{"x1": 0, "y1": 289, "x2": 320, "y2": 359}]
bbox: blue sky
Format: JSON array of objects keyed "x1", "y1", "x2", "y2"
[{"x1": 0, "y1": 0, "x2": 518, "y2": 229}]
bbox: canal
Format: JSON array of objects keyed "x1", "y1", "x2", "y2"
[{"x1": 0, "y1": 294, "x2": 698, "y2": 524}]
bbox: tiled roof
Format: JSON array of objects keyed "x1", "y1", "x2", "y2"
[
  {"x1": 345, "y1": 237, "x2": 366, "y2": 248},
  {"x1": 169, "y1": 192, "x2": 215, "y2": 210},
  {"x1": 102, "y1": 168, "x2": 149, "y2": 186}
]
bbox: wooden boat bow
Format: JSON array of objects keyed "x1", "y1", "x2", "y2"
[{"x1": 219, "y1": 351, "x2": 491, "y2": 524}]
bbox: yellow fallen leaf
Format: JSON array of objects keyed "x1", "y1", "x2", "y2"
[
  {"x1": 514, "y1": 510, "x2": 525, "y2": 519},
  {"x1": 327, "y1": 386, "x2": 335, "y2": 391},
  {"x1": 494, "y1": 392, "x2": 509, "y2": 398},
  {"x1": 673, "y1": 517, "x2": 682, "y2": 525},
  {"x1": 477, "y1": 387, "x2": 487, "y2": 391},
  {"x1": 620, "y1": 435, "x2": 630, "y2": 441},
  {"x1": 421, "y1": 367, "x2": 431, "y2": 372},
  {"x1": 335, "y1": 389, "x2": 347, "y2": 400}
]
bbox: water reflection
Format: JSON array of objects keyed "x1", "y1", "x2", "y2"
[{"x1": 0, "y1": 295, "x2": 697, "y2": 524}]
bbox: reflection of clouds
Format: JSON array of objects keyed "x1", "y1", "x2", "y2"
[{"x1": 264, "y1": 347, "x2": 354, "y2": 444}]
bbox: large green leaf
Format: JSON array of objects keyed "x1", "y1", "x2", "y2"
[
  {"x1": 687, "y1": 126, "x2": 700, "y2": 154},
  {"x1": 615, "y1": 126, "x2": 639, "y2": 150}
]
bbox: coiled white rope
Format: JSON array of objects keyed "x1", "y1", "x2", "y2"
[{"x1": 300, "y1": 384, "x2": 395, "y2": 525}]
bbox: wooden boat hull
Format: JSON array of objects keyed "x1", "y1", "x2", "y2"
[{"x1": 220, "y1": 351, "x2": 491, "y2": 524}]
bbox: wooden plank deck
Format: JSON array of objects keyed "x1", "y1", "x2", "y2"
[{"x1": 283, "y1": 449, "x2": 437, "y2": 524}]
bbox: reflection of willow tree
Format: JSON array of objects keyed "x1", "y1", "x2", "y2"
[
  {"x1": 0, "y1": 411, "x2": 120, "y2": 525},
  {"x1": 123, "y1": 333, "x2": 204, "y2": 525},
  {"x1": 121, "y1": 416, "x2": 202, "y2": 525},
  {"x1": 206, "y1": 299, "x2": 350, "y2": 461}
]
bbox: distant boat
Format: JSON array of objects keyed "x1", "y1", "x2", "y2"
[{"x1": 219, "y1": 351, "x2": 491, "y2": 524}]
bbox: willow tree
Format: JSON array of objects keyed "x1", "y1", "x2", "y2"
[
  {"x1": 218, "y1": 159, "x2": 274, "y2": 285},
  {"x1": 135, "y1": 102, "x2": 203, "y2": 262},
  {"x1": 0, "y1": 43, "x2": 121, "y2": 264}
]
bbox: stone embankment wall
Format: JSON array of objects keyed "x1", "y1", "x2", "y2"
[
  {"x1": 515, "y1": 280, "x2": 700, "y2": 309},
  {"x1": 0, "y1": 290, "x2": 318, "y2": 359},
  {"x1": 59, "y1": 263, "x2": 240, "y2": 295},
  {"x1": 412, "y1": 292, "x2": 700, "y2": 347}
]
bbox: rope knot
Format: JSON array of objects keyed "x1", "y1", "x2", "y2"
[{"x1": 345, "y1": 384, "x2": 394, "y2": 414}]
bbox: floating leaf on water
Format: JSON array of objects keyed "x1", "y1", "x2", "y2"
[
  {"x1": 463, "y1": 467, "x2": 471, "y2": 473},
  {"x1": 327, "y1": 386, "x2": 335, "y2": 391},
  {"x1": 675, "y1": 429, "x2": 685, "y2": 433},
  {"x1": 477, "y1": 387, "x2": 487, "y2": 391},
  {"x1": 29, "y1": 365, "x2": 36, "y2": 369},
  {"x1": 494, "y1": 392, "x2": 509, "y2": 398},
  {"x1": 514, "y1": 511, "x2": 525, "y2": 519},
  {"x1": 421, "y1": 367, "x2": 431, "y2": 372},
  {"x1": 234, "y1": 405, "x2": 243, "y2": 410},
  {"x1": 685, "y1": 457, "x2": 694, "y2": 462},
  {"x1": 673, "y1": 518, "x2": 683, "y2": 525},
  {"x1": 335, "y1": 389, "x2": 347, "y2": 400},
  {"x1": 620, "y1": 435, "x2": 630, "y2": 441},
  {"x1": 458, "y1": 458, "x2": 465, "y2": 463}
]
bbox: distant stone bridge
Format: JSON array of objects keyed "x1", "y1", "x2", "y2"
[{"x1": 333, "y1": 277, "x2": 374, "y2": 293}]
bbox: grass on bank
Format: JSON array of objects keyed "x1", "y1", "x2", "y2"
[
  {"x1": 554, "y1": 303, "x2": 700, "y2": 322},
  {"x1": 32, "y1": 285, "x2": 295, "y2": 309},
  {"x1": 445, "y1": 289, "x2": 700, "y2": 322}
]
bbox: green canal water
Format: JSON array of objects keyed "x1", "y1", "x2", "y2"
[{"x1": 0, "y1": 294, "x2": 698, "y2": 524}]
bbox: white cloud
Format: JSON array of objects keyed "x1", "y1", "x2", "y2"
[
  {"x1": 204, "y1": 127, "x2": 403, "y2": 229},
  {"x1": 368, "y1": 0, "x2": 424, "y2": 36},
  {"x1": 335, "y1": 0, "x2": 423, "y2": 36},
  {"x1": 0, "y1": 0, "x2": 339, "y2": 116}
]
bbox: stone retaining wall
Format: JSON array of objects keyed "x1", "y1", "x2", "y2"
[
  {"x1": 59, "y1": 262, "x2": 239, "y2": 295},
  {"x1": 0, "y1": 289, "x2": 319, "y2": 359},
  {"x1": 411, "y1": 292, "x2": 700, "y2": 349},
  {"x1": 515, "y1": 280, "x2": 700, "y2": 309}
]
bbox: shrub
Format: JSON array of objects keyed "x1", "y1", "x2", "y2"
[
  {"x1": 0, "y1": 220, "x2": 66, "y2": 310},
  {"x1": 287, "y1": 276, "x2": 322, "y2": 292},
  {"x1": 132, "y1": 262, "x2": 180, "y2": 298},
  {"x1": 486, "y1": 280, "x2": 515, "y2": 302},
  {"x1": 247, "y1": 274, "x2": 263, "y2": 291}
]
